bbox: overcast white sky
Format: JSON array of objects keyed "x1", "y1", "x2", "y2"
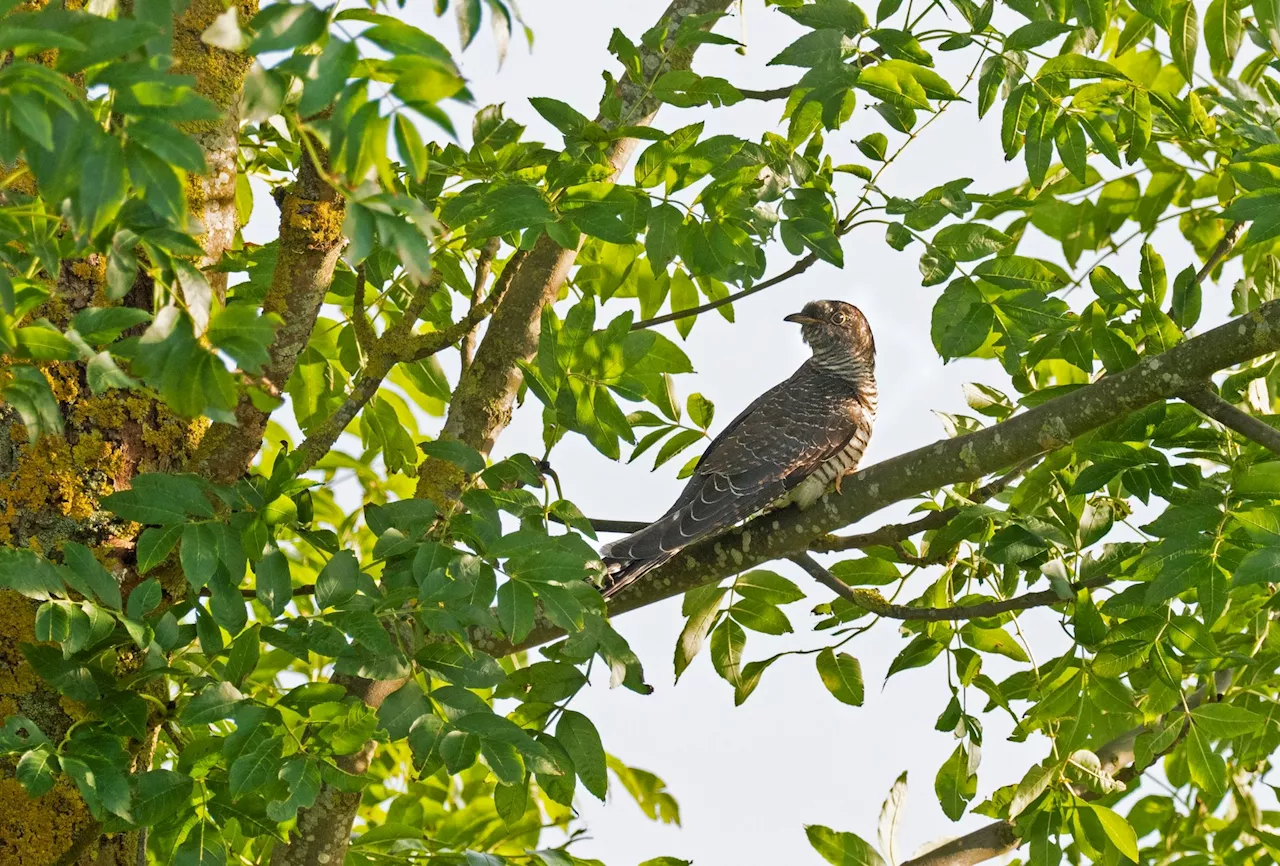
[{"x1": 246, "y1": 2, "x2": 1245, "y2": 863}]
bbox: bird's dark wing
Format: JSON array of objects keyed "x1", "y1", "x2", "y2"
[{"x1": 602, "y1": 362, "x2": 859, "y2": 565}]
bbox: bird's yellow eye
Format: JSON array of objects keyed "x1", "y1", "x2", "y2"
[{"x1": 831, "y1": 312, "x2": 847, "y2": 325}]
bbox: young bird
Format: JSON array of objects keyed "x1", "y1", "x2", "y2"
[{"x1": 599, "y1": 300, "x2": 877, "y2": 599}]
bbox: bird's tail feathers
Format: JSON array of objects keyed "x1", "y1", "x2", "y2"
[{"x1": 600, "y1": 553, "x2": 673, "y2": 600}]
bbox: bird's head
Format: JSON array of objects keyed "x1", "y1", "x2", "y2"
[{"x1": 785, "y1": 300, "x2": 875, "y2": 379}]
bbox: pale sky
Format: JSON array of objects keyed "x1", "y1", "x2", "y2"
[{"x1": 243, "y1": 2, "x2": 1243, "y2": 863}]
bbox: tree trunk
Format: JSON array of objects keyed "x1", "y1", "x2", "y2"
[{"x1": 0, "y1": 2, "x2": 255, "y2": 860}]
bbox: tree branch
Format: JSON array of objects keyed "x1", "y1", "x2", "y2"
[
  {"x1": 461, "y1": 237, "x2": 501, "y2": 375},
  {"x1": 293, "y1": 262, "x2": 520, "y2": 474},
  {"x1": 190, "y1": 139, "x2": 346, "y2": 484},
  {"x1": 1181, "y1": 384, "x2": 1280, "y2": 454},
  {"x1": 790, "y1": 553, "x2": 1111, "y2": 621},
  {"x1": 901, "y1": 670, "x2": 1234, "y2": 866},
  {"x1": 1196, "y1": 221, "x2": 1245, "y2": 283},
  {"x1": 470, "y1": 298, "x2": 1280, "y2": 657},
  {"x1": 631, "y1": 251, "x2": 820, "y2": 330}
]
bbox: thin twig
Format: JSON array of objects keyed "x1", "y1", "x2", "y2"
[
  {"x1": 461, "y1": 237, "x2": 501, "y2": 374},
  {"x1": 790, "y1": 552, "x2": 1111, "y2": 621},
  {"x1": 408, "y1": 250, "x2": 525, "y2": 360},
  {"x1": 1196, "y1": 221, "x2": 1245, "y2": 283},
  {"x1": 1182, "y1": 385, "x2": 1280, "y2": 454},
  {"x1": 351, "y1": 265, "x2": 376, "y2": 356},
  {"x1": 739, "y1": 86, "x2": 792, "y2": 100},
  {"x1": 632, "y1": 253, "x2": 819, "y2": 330}
]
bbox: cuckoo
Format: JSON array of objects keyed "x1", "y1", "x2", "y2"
[{"x1": 600, "y1": 299, "x2": 877, "y2": 599}]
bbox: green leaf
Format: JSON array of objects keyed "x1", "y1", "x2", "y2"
[
  {"x1": 529, "y1": 97, "x2": 590, "y2": 136},
  {"x1": 497, "y1": 580, "x2": 536, "y2": 642},
  {"x1": 61, "y1": 542, "x2": 122, "y2": 610},
  {"x1": 16, "y1": 746, "x2": 58, "y2": 797},
  {"x1": 805, "y1": 825, "x2": 886, "y2": 866},
  {"x1": 931, "y1": 278, "x2": 993, "y2": 359},
  {"x1": 1005, "y1": 20, "x2": 1076, "y2": 50},
  {"x1": 974, "y1": 256, "x2": 1065, "y2": 291},
  {"x1": 181, "y1": 682, "x2": 244, "y2": 725},
  {"x1": 0, "y1": 548, "x2": 65, "y2": 600},
  {"x1": 181, "y1": 522, "x2": 220, "y2": 589},
  {"x1": 1024, "y1": 104, "x2": 1058, "y2": 188},
  {"x1": 133, "y1": 769, "x2": 193, "y2": 826},
  {"x1": 1170, "y1": 265, "x2": 1201, "y2": 328},
  {"x1": 674, "y1": 585, "x2": 726, "y2": 681},
  {"x1": 1054, "y1": 114, "x2": 1087, "y2": 183},
  {"x1": 415, "y1": 643, "x2": 505, "y2": 688},
  {"x1": 2, "y1": 365, "x2": 63, "y2": 441},
  {"x1": 780, "y1": 0, "x2": 870, "y2": 35},
  {"x1": 207, "y1": 306, "x2": 280, "y2": 374},
  {"x1": 932, "y1": 224, "x2": 1011, "y2": 262},
  {"x1": 886, "y1": 635, "x2": 943, "y2": 678},
  {"x1": 816, "y1": 648, "x2": 865, "y2": 706},
  {"x1": 1185, "y1": 723, "x2": 1226, "y2": 797},
  {"x1": 1170, "y1": 1, "x2": 1198, "y2": 84},
  {"x1": 556, "y1": 711, "x2": 607, "y2": 800},
  {"x1": 729, "y1": 597, "x2": 792, "y2": 634},
  {"x1": 1204, "y1": 0, "x2": 1242, "y2": 76},
  {"x1": 377, "y1": 681, "x2": 431, "y2": 740},
  {"x1": 315, "y1": 550, "x2": 359, "y2": 608},
  {"x1": 1089, "y1": 804, "x2": 1138, "y2": 861},
  {"x1": 935, "y1": 743, "x2": 978, "y2": 820},
  {"x1": 1138, "y1": 243, "x2": 1167, "y2": 305},
  {"x1": 1036, "y1": 54, "x2": 1128, "y2": 81},
  {"x1": 229, "y1": 734, "x2": 284, "y2": 797},
  {"x1": 734, "y1": 571, "x2": 805, "y2": 604},
  {"x1": 645, "y1": 203, "x2": 683, "y2": 275},
  {"x1": 101, "y1": 473, "x2": 213, "y2": 525},
  {"x1": 254, "y1": 550, "x2": 292, "y2": 617},
  {"x1": 173, "y1": 822, "x2": 225, "y2": 866},
  {"x1": 1191, "y1": 703, "x2": 1266, "y2": 738}
]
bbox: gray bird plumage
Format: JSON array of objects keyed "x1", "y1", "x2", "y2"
[{"x1": 599, "y1": 300, "x2": 877, "y2": 599}]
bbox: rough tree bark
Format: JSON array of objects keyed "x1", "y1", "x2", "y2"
[
  {"x1": 0, "y1": 2, "x2": 256, "y2": 862},
  {"x1": 190, "y1": 142, "x2": 346, "y2": 485}
]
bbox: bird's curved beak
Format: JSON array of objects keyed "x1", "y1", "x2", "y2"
[{"x1": 785, "y1": 312, "x2": 822, "y2": 325}]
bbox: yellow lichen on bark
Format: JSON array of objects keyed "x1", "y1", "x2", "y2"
[{"x1": 0, "y1": 776, "x2": 94, "y2": 866}]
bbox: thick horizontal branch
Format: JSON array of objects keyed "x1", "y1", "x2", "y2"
[
  {"x1": 1181, "y1": 385, "x2": 1280, "y2": 455},
  {"x1": 902, "y1": 669, "x2": 1234, "y2": 866},
  {"x1": 790, "y1": 553, "x2": 1111, "y2": 621},
  {"x1": 470, "y1": 298, "x2": 1280, "y2": 657}
]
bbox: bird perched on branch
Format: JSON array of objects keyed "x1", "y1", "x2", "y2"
[{"x1": 599, "y1": 299, "x2": 877, "y2": 600}]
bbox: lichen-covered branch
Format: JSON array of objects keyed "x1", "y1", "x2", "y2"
[
  {"x1": 190, "y1": 142, "x2": 345, "y2": 484},
  {"x1": 472, "y1": 298, "x2": 1280, "y2": 656},
  {"x1": 414, "y1": 0, "x2": 738, "y2": 504}
]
